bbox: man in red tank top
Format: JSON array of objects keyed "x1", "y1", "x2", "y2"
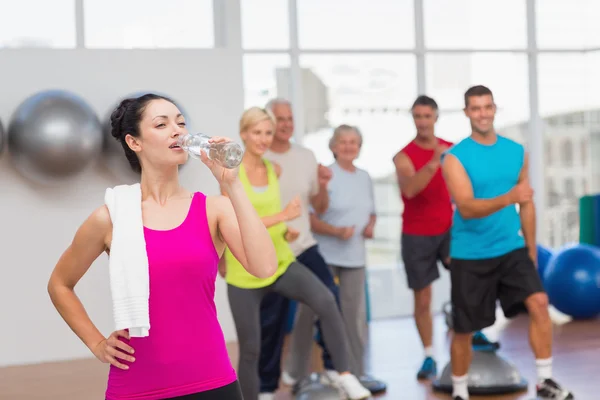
[{"x1": 393, "y1": 96, "x2": 497, "y2": 381}]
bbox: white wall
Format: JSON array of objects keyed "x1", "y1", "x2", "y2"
[{"x1": 0, "y1": 49, "x2": 244, "y2": 367}]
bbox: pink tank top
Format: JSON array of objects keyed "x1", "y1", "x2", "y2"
[{"x1": 105, "y1": 192, "x2": 236, "y2": 400}]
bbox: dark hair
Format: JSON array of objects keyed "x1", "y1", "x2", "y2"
[
  {"x1": 411, "y1": 95, "x2": 438, "y2": 112},
  {"x1": 464, "y1": 85, "x2": 494, "y2": 107},
  {"x1": 110, "y1": 93, "x2": 174, "y2": 173}
]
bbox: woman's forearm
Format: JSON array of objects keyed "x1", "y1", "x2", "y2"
[
  {"x1": 222, "y1": 180, "x2": 277, "y2": 278},
  {"x1": 309, "y1": 213, "x2": 340, "y2": 237},
  {"x1": 48, "y1": 284, "x2": 105, "y2": 352},
  {"x1": 261, "y1": 212, "x2": 286, "y2": 228}
]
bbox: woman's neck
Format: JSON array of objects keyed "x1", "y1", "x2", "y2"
[
  {"x1": 337, "y1": 159, "x2": 355, "y2": 172},
  {"x1": 242, "y1": 152, "x2": 265, "y2": 170},
  {"x1": 139, "y1": 166, "x2": 185, "y2": 205}
]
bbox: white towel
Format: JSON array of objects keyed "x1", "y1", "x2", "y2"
[{"x1": 104, "y1": 183, "x2": 150, "y2": 337}]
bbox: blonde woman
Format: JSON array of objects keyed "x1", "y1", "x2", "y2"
[
  {"x1": 220, "y1": 108, "x2": 371, "y2": 400},
  {"x1": 308, "y1": 125, "x2": 385, "y2": 392}
]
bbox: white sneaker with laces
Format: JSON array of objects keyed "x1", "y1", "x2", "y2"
[{"x1": 337, "y1": 373, "x2": 372, "y2": 400}]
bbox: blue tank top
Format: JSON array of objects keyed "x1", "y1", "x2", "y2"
[{"x1": 446, "y1": 135, "x2": 525, "y2": 259}]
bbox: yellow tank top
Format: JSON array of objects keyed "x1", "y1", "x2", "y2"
[{"x1": 224, "y1": 159, "x2": 296, "y2": 289}]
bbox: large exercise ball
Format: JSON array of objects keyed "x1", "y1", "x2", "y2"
[
  {"x1": 8, "y1": 90, "x2": 103, "y2": 185},
  {"x1": 295, "y1": 373, "x2": 342, "y2": 400},
  {"x1": 543, "y1": 243, "x2": 600, "y2": 319},
  {"x1": 536, "y1": 244, "x2": 554, "y2": 281},
  {"x1": 103, "y1": 91, "x2": 190, "y2": 183},
  {"x1": 0, "y1": 118, "x2": 5, "y2": 154}
]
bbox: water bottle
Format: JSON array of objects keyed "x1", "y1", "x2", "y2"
[{"x1": 175, "y1": 133, "x2": 244, "y2": 169}]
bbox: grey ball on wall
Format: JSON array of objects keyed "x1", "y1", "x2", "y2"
[
  {"x1": 0, "y1": 118, "x2": 5, "y2": 154},
  {"x1": 7, "y1": 89, "x2": 104, "y2": 185}
]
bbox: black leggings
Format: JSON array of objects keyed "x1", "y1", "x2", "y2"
[{"x1": 106, "y1": 381, "x2": 243, "y2": 400}]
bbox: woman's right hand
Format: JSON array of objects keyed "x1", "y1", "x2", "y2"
[
  {"x1": 336, "y1": 226, "x2": 355, "y2": 240},
  {"x1": 92, "y1": 329, "x2": 135, "y2": 370},
  {"x1": 282, "y1": 195, "x2": 302, "y2": 221}
]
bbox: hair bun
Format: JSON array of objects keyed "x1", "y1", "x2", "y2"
[{"x1": 110, "y1": 98, "x2": 134, "y2": 140}]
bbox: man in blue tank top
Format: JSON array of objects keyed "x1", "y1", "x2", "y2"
[{"x1": 441, "y1": 86, "x2": 574, "y2": 400}]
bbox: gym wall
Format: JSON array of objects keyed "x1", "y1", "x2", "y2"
[{"x1": 0, "y1": 48, "x2": 244, "y2": 367}]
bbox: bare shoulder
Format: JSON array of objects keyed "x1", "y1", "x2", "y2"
[
  {"x1": 206, "y1": 194, "x2": 234, "y2": 223},
  {"x1": 441, "y1": 153, "x2": 461, "y2": 170},
  {"x1": 84, "y1": 205, "x2": 113, "y2": 236},
  {"x1": 393, "y1": 151, "x2": 414, "y2": 175},
  {"x1": 74, "y1": 205, "x2": 113, "y2": 252},
  {"x1": 207, "y1": 194, "x2": 231, "y2": 210}
]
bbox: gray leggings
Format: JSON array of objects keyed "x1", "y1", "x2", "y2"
[
  {"x1": 228, "y1": 261, "x2": 349, "y2": 400},
  {"x1": 286, "y1": 266, "x2": 367, "y2": 377}
]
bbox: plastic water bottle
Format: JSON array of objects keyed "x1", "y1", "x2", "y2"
[{"x1": 176, "y1": 133, "x2": 244, "y2": 169}]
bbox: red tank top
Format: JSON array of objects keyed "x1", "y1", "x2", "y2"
[{"x1": 399, "y1": 138, "x2": 453, "y2": 236}]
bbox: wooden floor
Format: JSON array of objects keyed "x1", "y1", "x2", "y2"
[{"x1": 1, "y1": 313, "x2": 598, "y2": 400}]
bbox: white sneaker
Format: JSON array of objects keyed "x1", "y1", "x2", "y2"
[
  {"x1": 281, "y1": 370, "x2": 297, "y2": 386},
  {"x1": 324, "y1": 369, "x2": 341, "y2": 386},
  {"x1": 337, "y1": 373, "x2": 372, "y2": 400},
  {"x1": 258, "y1": 393, "x2": 274, "y2": 400}
]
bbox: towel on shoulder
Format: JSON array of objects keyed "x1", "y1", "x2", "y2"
[{"x1": 104, "y1": 183, "x2": 150, "y2": 337}]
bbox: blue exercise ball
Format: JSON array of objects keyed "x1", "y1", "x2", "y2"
[
  {"x1": 543, "y1": 243, "x2": 600, "y2": 319},
  {"x1": 536, "y1": 244, "x2": 554, "y2": 281}
]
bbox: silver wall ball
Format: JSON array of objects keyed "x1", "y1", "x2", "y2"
[
  {"x1": 8, "y1": 90, "x2": 103, "y2": 185},
  {"x1": 0, "y1": 118, "x2": 5, "y2": 155}
]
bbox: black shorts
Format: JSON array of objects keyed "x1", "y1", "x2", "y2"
[
  {"x1": 401, "y1": 231, "x2": 450, "y2": 291},
  {"x1": 450, "y1": 247, "x2": 545, "y2": 333}
]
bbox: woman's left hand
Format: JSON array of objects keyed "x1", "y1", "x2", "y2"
[
  {"x1": 199, "y1": 136, "x2": 240, "y2": 186},
  {"x1": 284, "y1": 226, "x2": 300, "y2": 242}
]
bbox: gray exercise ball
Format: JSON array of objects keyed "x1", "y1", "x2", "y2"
[
  {"x1": 103, "y1": 91, "x2": 190, "y2": 183},
  {"x1": 8, "y1": 90, "x2": 103, "y2": 185},
  {"x1": 0, "y1": 118, "x2": 5, "y2": 154},
  {"x1": 295, "y1": 373, "x2": 342, "y2": 400},
  {"x1": 433, "y1": 351, "x2": 528, "y2": 395}
]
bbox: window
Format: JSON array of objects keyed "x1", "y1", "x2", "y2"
[
  {"x1": 240, "y1": 0, "x2": 289, "y2": 49},
  {"x1": 0, "y1": 0, "x2": 76, "y2": 48},
  {"x1": 84, "y1": 0, "x2": 214, "y2": 48},
  {"x1": 538, "y1": 53, "x2": 600, "y2": 248},
  {"x1": 243, "y1": 54, "x2": 291, "y2": 109},
  {"x1": 296, "y1": 0, "x2": 414, "y2": 49},
  {"x1": 538, "y1": 54, "x2": 597, "y2": 118},
  {"x1": 564, "y1": 178, "x2": 575, "y2": 199},
  {"x1": 545, "y1": 141, "x2": 553, "y2": 166},
  {"x1": 536, "y1": 0, "x2": 600, "y2": 49},
  {"x1": 424, "y1": 0, "x2": 526, "y2": 49},
  {"x1": 425, "y1": 53, "x2": 529, "y2": 131},
  {"x1": 431, "y1": 110, "x2": 471, "y2": 145},
  {"x1": 299, "y1": 54, "x2": 417, "y2": 177},
  {"x1": 561, "y1": 141, "x2": 573, "y2": 166}
]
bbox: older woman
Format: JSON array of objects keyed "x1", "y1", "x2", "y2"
[{"x1": 308, "y1": 124, "x2": 386, "y2": 392}]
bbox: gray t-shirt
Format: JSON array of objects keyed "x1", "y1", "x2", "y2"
[
  {"x1": 312, "y1": 162, "x2": 375, "y2": 268},
  {"x1": 264, "y1": 144, "x2": 319, "y2": 256}
]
